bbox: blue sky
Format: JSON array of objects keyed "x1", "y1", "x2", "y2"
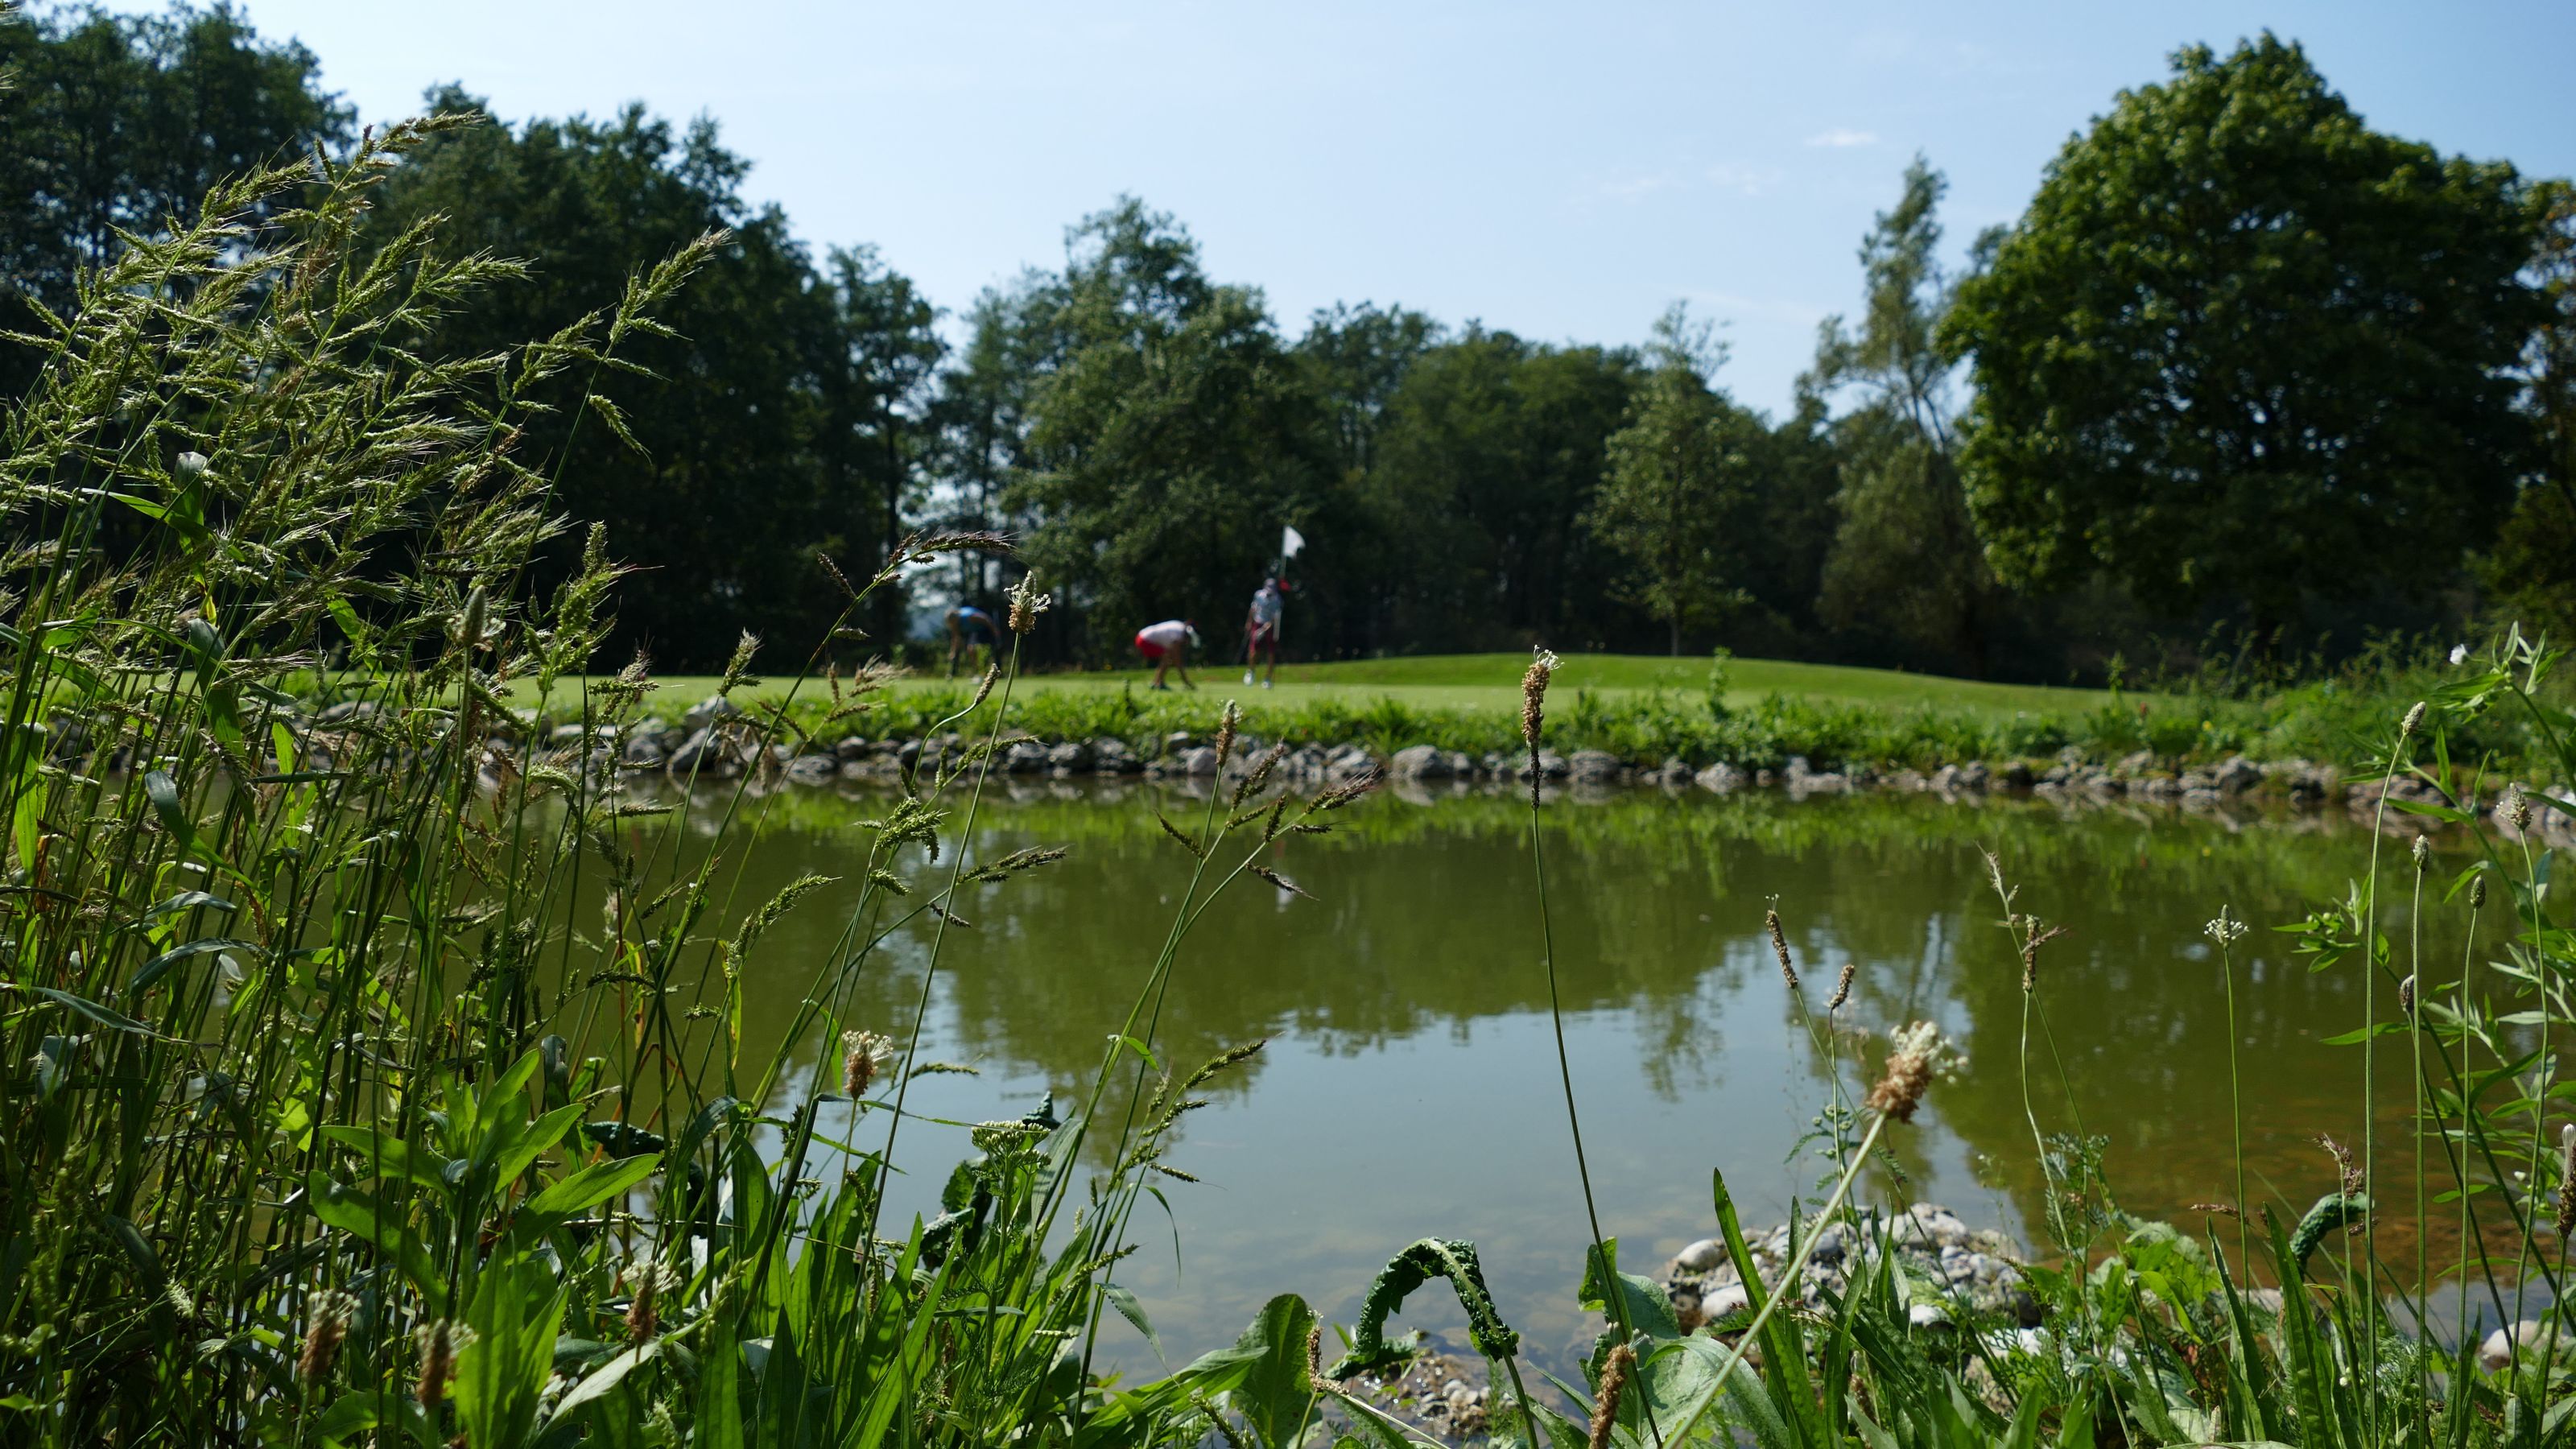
[{"x1": 123, "y1": 0, "x2": 2576, "y2": 416}]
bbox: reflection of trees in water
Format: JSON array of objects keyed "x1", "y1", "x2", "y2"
[{"x1": 640, "y1": 784, "x2": 2482, "y2": 1215}]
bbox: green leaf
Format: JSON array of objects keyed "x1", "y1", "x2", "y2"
[
  {"x1": 1225, "y1": 1293, "x2": 1319, "y2": 1449},
  {"x1": 130, "y1": 937, "x2": 259, "y2": 996},
  {"x1": 524, "y1": 1154, "x2": 658, "y2": 1219},
  {"x1": 544, "y1": 1340, "x2": 661, "y2": 1425},
  {"x1": 303, "y1": 1171, "x2": 443, "y2": 1298},
  {"x1": 453, "y1": 1256, "x2": 566, "y2": 1449}
]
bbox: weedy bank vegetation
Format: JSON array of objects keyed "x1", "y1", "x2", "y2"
[{"x1": 3, "y1": 126, "x2": 2574, "y2": 1447}]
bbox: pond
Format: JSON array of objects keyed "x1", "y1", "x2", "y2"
[{"x1": 690, "y1": 780, "x2": 2492, "y2": 1370}]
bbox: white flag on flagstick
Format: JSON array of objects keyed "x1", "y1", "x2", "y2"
[{"x1": 1281, "y1": 525, "x2": 1306, "y2": 559}]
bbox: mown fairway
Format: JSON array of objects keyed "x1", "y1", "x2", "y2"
[{"x1": 574, "y1": 651, "x2": 2128, "y2": 720}]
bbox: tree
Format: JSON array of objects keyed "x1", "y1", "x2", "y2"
[
  {"x1": 1587, "y1": 304, "x2": 1750, "y2": 654},
  {"x1": 1364, "y1": 331, "x2": 1641, "y2": 650},
  {"x1": 0, "y1": 2, "x2": 350, "y2": 397},
  {"x1": 1944, "y1": 35, "x2": 2547, "y2": 638},
  {"x1": 368, "y1": 91, "x2": 941, "y2": 668},
  {"x1": 2481, "y1": 182, "x2": 2576, "y2": 639},
  {"x1": 823, "y1": 243, "x2": 946, "y2": 642},
  {"x1": 1811, "y1": 158, "x2": 1996, "y2": 675},
  {"x1": 1012, "y1": 200, "x2": 1330, "y2": 658}
]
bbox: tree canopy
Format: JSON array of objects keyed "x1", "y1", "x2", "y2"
[
  {"x1": 1944, "y1": 35, "x2": 2546, "y2": 633},
  {"x1": 8, "y1": 6, "x2": 2572, "y2": 679}
]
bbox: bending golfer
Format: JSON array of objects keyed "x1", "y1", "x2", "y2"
[
  {"x1": 1133, "y1": 618, "x2": 1199, "y2": 691},
  {"x1": 945, "y1": 603, "x2": 999, "y2": 678}
]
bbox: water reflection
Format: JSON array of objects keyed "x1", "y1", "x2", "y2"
[{"x1": 624, "y1": 782, "x2": 2499, "y2": 1366}]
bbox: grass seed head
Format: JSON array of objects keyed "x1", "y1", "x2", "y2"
[
  {"x1": 297, "y1": 1290, "x2": 353, "y2": 1386},
  {"x1": 1587, "y1": 1343, "x2": 1637, "y2": 1449},
  {"x1": 2471, "y1": 875, "x2": 2488, "y2": 910},
  {"x1": 2507, "y1": 784, "x2": 2533, "y2": 832},
  {"x1": 1765, "y1": 901, "x2": 1799, "y2": 990},
  {"x1": 2402, "y1": 700, "x2": 2426, "y2": 737},
  {"x1": 1829, "y1": 961, "x2": 1856, "y2": 1011},
  {"x1": 2399, "y1": 973, "x2": 2417, "y2": 1018},
  {"x1": 414, "y1": 1320, "x2": 471, "y2": 1409},
  {"x1": 625, "y1": 1265, "x2": 661, "y2": 1344},
  {"x1": 1216, "y1": 701, "x2": 1240, "y2": 772},
  {"x1": 2559, "y1": 1124, "x2": 2576, "y2": 1239},
  {"x1": 1520, "y1": 648, "x2": 1561, "y2": 750}
]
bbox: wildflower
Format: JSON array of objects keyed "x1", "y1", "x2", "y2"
[
  {"x1": 840, "y1": 1030, "x2": 898, "y2": 1097},
  {"x1": 625, "y1": 1263, "x2": 662, "y2": 1344},
  {"x1": 2559, "y1": 1125, "x2": 2576, "y2": 1240},
  {"x1": 1867, "y1": 1022, "x2": 1960, "y2": 1124},
  {"x1": 1520, "y1": 648, "x2": 1561, "y2": 751},
  {"x1": 297, "y1": 1290, "x2": 353, "y2": 1386},
  {"x1": 2505, "y1": 784, "x2": 2533, "y2": 833},
  {"x1": 1828, "y1": 962, "x2": 1856, "y2": 1011},
  {"x1": 1765, "y1": 902, "x2": 1799, "y2": 990},
  {"x1": 415, "y1": 1320, "x2": 473, "y2": 1409},
  {"x1": 2450, "y1": 643, "x2": 2470, "y2": 666},
  {"x1": 175, "y1": 450, "x2": 209, "y2": 477},
  {"x1": 2401, "y1": 701, "x2": 2426, "y2": 737},
  {"x1": 1006, "y1": 571, "x2": 1051, "y2": 634},
  {"x1": 1587, "y1": 1342, "x2": 1637, "y2": 1449},
  {"x1": 2318, "y1": 1133, "x2": 2360, "y2": 1197},
  {"x1": 2203, "y1": 907, "x2": 2248, "y2": 947},
  {"x1": 2399, "y1": 973, "x2": 2417, "y2": 1018}
]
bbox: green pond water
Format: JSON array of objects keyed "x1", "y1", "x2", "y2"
[{"x1": 688, "y1": 781, "x2": 2494, "y2": 1369}]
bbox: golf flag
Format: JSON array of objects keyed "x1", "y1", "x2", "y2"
[{"x1": 1281, "y1": 525, "x2": 1306, "y2": 559}]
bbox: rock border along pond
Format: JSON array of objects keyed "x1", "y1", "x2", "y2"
[{"x1": 546, "y1": 694, "x2": 2573, "y2": 843}]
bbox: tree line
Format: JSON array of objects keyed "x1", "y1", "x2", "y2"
[{"x1": 6, "y1": 6, "x2": 2571, "y2": 679}]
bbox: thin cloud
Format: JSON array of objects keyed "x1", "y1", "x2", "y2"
[
  {"x1": 1599, "y1": 171, "x2": 1680, "y2": 200},
  {"x1": 1805, "y1": 128, "x2": 1878, "y2": 148},
  {"x1": 1704, "y1": 162, "x2": 1785, "y2": 196}
]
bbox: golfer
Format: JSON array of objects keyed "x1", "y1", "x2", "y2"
[
  {"x1": 1243, "y1": 576, "x2": 1286, "y2": 687},
  {"x1": 945, "y1": 603, "x2": 998, "y2": 677},
  {"x1": 1133, "y1": 618, "x2": 1199, "y2": 691}
]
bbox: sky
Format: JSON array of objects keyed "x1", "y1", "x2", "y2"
[{"x1": 105, "y1": 0, "x2": 2576, "y2": 415}]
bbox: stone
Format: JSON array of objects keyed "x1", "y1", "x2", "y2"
[
  {"x1": 834, "y1": 736, "x2": 871, "y2": 761},
  {"x1": 1694, "y1": 762, "x2": 1743, "y2": 794},
  {"x1": 1176, "y1": 745, "x2": 1220, "y2": 777},
  {"x1": 785, "y1": 753, "x2": 837, "y2": 785},
  {"x1": 2214, "y1": 755, "x2": 2261, "y2": 793},
  {"x1": 1674, "y1": 1237, "x2": 1726, "y2": 1272},
  {"x1": 1999, "y1": 761, "x2": 2034, "y2": 789},
  {"x1": 2479, "y1": 1320, "x2": 2571, "y2": 1373},
  {"x1": 1089, "y1": 737, "x2": 1140, "y2": 772},
  {"x1": 1389, "y1": 744, "x2": 1453, "y2": 780},
  {"x1": 1908, "y1": 1303, "x2": 1950, "y2": 1328},
  {"x1": 682, "y1": 693, "x2": 739, "y2": 733},
  {"x1": 1046, "y1": 741, "x2": 1092, "y2": 772},
  {"x1": 621, "y1": 733, "x2": 667, "y2": 767},
  {"x1": 1700, "y1": 1283, "x2": 1751, "y2": 1321},
  {"x1": 1003, "y1": 741, "x2": 1050, "y2": 774},
  {"x1": 665, "y1": 729, "x2": 719, "y2": 775},
  {"x1": 1568, "y1": 749, "x2": 1623, "y2": 783},
  {"x1": 1161, "y1": 730, "x2": 1195, "y2": 756}
]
